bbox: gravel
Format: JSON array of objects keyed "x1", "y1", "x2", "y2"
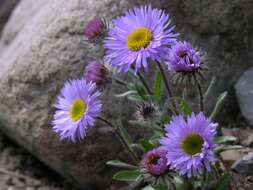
[{"x1": 0, "y1": 131, "x2": 76, "y2": 190}]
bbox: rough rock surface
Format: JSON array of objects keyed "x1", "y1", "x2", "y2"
[
  {"x1": 235, "y1": 68, "x2": 253, "y2": 128},
  {"x1": 232, "y1": 153, "x2": 253, "y2": 176},
  {"x1": 0, "y1": 129, "x2": 75, "y2": 190},
  {"x1": 0, "y1": 0, "x2": 19, "y2": 35},
  {"x1": 0, "y1": 0, "x2": 134, "y2": 189},
  {"x1": 0, "y1": 0, "x2": 20, "y2": 53},
  {"x1": 0, "y1": 0, "x2": 252, "y2": 189}
]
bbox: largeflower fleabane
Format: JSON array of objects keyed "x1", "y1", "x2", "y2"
[
  {"x1": 142, "y1": 148, "x2": 168, "y2": 177},
  {"x1": 160, "y1": 112, "x2": 217, "y2": 177},
  {"x1": 84, "y1": 17, "x2": 105, "y2": 41},
  {"x1": 84, "y1": 60, "x2": 107, "y2": 87},
  {"x1": 104, "y1": 6, "x2": 178, "y2": 73},
  {"x1": 165, "y1": 41, "x2": 202, "y2": 72},
  {"x1": 52, "y1": 79, "x2": 102, "y2": 142},
  {"x1": 126, "y1": 27, "x2": 153, "y2": 51}
]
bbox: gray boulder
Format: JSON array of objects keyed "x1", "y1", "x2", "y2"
[
  {"x1": 235, "y1": 68, "x2": 253, "y2": 127},
  {"x1": 0, "y1": 0, "x2": 19, "y2": 35},
  {"x1": 232, "y1": 153, "x2": 253, "y2": 176},
  {"x1": 0, "y1": 0, "x2": 134, "y2": 189},
  {"x1": 0, "y1": 0, "x2": 252, "y2": 189}
]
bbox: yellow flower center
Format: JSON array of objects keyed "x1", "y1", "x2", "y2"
[
  {"x1": 182, "y1": 134, "x2": 204, "y2": 155},
  {"x1": 126, "y1": 27, "x2": 153, "y2": 51},
  {"x1": 69, "y1": 99, "x2": 87, "y2": 122}
]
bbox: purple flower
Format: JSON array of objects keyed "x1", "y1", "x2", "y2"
[
  {"x1": 84, "y1": 18, "x2": 105, "y2": 41},
  {"x1": 160, "y1": 112, "x2": 217, "y2": 177},
  {"x1": 52, "y1": 79, "x2": 102, "y2": 142},
  {"x1": 142, "y1": 148, "x2": 168, "y2": 176},
  {"x1": 84, "y1": 60, "x2": 107, "y2": 87},
  {"x1": 104, "y1": 6, "x2": 178, "y2": 74},
  {"x1": 165, "y1": 41, "x2": 202, "y2": 72}
]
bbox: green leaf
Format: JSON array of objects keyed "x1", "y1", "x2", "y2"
[
  {"x1": 174, "y1": 176, "x2": 187, "y2": 190},
  {"x1": 180, "y1": 100, "x2": 193, "y2": 116},
  {"x1": 215, "y1": 145, "x2": 243, "y2": 154},
  {"x1": 214, "y1": 173, "x2": 231, "y2": 190},
  {"x1": 142, "y1": 186, "x2": 155, "y2": 190},
  {"x1": 115, "y1": 90, "x2": 137, "y2": 98},
  {"x1": 128, "y1": 95, "x2": 144, "y2": 102},
  {"x1": 118, "y1": 125, "x2": 133, "y2": 146},
  {"x1": 135, "y1": 83, "x2": 146, "y2": 97},
  {"x1": 160, "y1": 114, "x2": 170, "y2": 125},
  {"x1": 204, "y1": 76, "x2": 217, "y2": 98},
  {"x1": 215, "y1": 136, "x2": 237, "y2": 144},
  {"x1": 140, "y1": 139, "x2": 155, "y2": 152},
  {"x1": 130, "y1": 143, "x2": 144, "y2": 151},
  {"x1": 129, "y1": 120, "x2": 147, "y2": 128},
  {"x1": 154, "y1": 70, "x2": 162, "y2": 102},
  {"x1": 106, "y1": 160, "x2": 138, "y2": 170},
  {"x1": 112, "y1": 170, "x2": 140, "y2": 182},
  {"x1": 210, "y1": 92, "x2": 227, "y2": 120},
  {"x1": 153, "y1": 184, "x2": 168, "y2": 190}
]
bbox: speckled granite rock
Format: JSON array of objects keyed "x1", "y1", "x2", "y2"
[
  {"x1": 0, "y1": 0, "x2": 252, "y2": 189},
  {"x1": 232, "y1": 153, "x2": 253, "y2": 176},
  {"x1": 0, "y1": 0, "x2": 19, "y2": 35},
  {"x1": 235, "y1": 68, "x2": 253, "y2": 127},
  {"x1": 0, "y1": 0, "x2": 133, "y2": 189}
]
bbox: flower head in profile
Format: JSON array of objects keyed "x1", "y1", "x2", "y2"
[
  {"x1": 52, "y1": 79, "x2": 102, "y2": 142},
  {"x1": 84, "y1": 17, "x2": 106, "y2": 41},
  {"x1": 141, "y1": 147, "x2": 168, "y2": 181},
  {"x1": 84, "y1": 60, "x2": 107, "y2": 88},
  {"x1": 160, "y1": 112, "x2": 217, "y2": 177},
  {"x1": 165, "y1": 41, "x2": 202, "y2": 72},
  {"x1": 136, "y1": 102, "x2": 159, "y2": 122},
  {"x1": 104, "y1": 6, "x2": 178, "y2": 74}
]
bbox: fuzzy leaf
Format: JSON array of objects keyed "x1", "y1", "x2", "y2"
[
  {"x1": 142, "y1": 186, "x2": 155, "y2": 190},
  {"x1": 215, "y1": 145, "x2": 243, "y2": 154},
  {"x1": 210, "y1": 92, "x2": 227, "y2": 120},
  {"x1": 128, "y1": 95, "x2": 144, "y2": 102},
  {"x1": 204, "y1": 76, "x2": 217, "y2": 98},
  {"x1": 140, "y1": 139, "x2": 155, "y2": 152},
  {"x1": 180, "y1": 100, "x2": 193, "y2": 116},
  {"x1": 112, "y1": 170, "x2": 140, "y2": 182},
  {"x1": 154, "y1": 70, "x2": 162, "y2": 102},
  {"x1": 215, "y1": 136, "x2": 237, "y2": 144},
  {"x1": 106, "y1": 160, "x2": 138, "y2": 170},
  {"x1": 115, "y1": 90, "x2": 137, "y2": 98},
  {"x1": 214, "y1": 173, "x2": 231, "y2": 190}
]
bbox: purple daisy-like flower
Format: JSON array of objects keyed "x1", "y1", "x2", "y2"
[
  {"x1": 84, "y1": 17, "x2": 105, "y2": 41},
  {"x1": 165, "y1": 41, "x2": 202, "y2": 72},
  {"x1": 104, "y1": 6, "x2": 178, "y2": 73},
  {"x1": 52, "y1": 79, "x2": 102, "y2": 142},
  {"x1": 160, "y1": 112, "x2": 217, "y2": 177},
  {"x1": 84, "y1": 60, "x2": 107, "y2": 87},
  {"x1": 142, "y1": 147, "x2": 168, "y2": 176}
]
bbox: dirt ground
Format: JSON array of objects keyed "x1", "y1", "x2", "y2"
[{"x1": 0, "y1": 132, "x2": 76, "y2": 190}]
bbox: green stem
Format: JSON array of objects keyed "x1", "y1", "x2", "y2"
[
  {"x1": 156, "y1": 61, "x2": 173, "y2": 97},
  {"x1": 197, "y1": 81, "x2": 204, "y2": 112},
  {"x1": 97, "y1": 116, "x2": 139, "y2": 164},
  {"x1": 156, "y1": 61, "x2": 179, "y2": 114},
  {"x1": 137, "y1": 71, "x2": 153, "y2": 95},
  {"x1": 114, "y1": 77, "x2": 128, "y2": 86},
  {"x1": 201, "y1": 168, "x2": 208, "y2": 190}
]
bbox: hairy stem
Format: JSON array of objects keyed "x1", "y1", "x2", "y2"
[
  {"x1": 114, "y1": 77, "x2": 128, "y2": 86},
  {"x1": 156, "y1": 61, "x2": 173, "y2": 97},
  {"x1": 137, "y1": 71, "x2": 153, "y2": 95},
  {"x1": 197, "y1": 81, "x2": 204, "y2": 112},
  {"x1": 97, "y1": 116, "x2": 139, "y2": 163},
  {"x1": 156, "y1": 61, "x2": 179, "y2": 114}
]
